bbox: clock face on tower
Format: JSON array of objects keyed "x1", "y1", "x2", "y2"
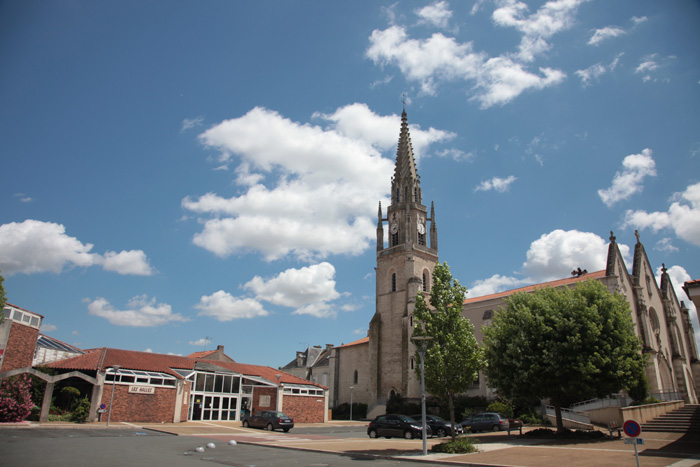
[
  {"x1": 390, "y1": 223, "x2": 399, "y2": 234},
  {"x1": 417, "y1": 223, "x2": 425, "y2": 235}
]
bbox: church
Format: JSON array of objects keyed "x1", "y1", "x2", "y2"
[{"x1": 283, "y1": 109, "x2": 700, "y2": 419}]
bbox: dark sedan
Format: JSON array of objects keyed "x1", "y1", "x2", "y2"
[
  {"x1": 460, "y1": 412, "x2": 510, "y2": 432},
  {"x1": 367, "y1": 414, "x2": 432, "y2": 439},
  {"x1": 242, "y1": 410, "x2": 294, "y2": 432},
  {"x1": 410, "y1": 414, "x2": 463, "y2": 437}
]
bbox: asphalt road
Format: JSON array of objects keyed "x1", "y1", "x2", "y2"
[{"x1": 0, "y1": 427, "x2": 411, "y2": 467}]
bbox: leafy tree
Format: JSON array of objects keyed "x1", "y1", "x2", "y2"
[
  {"x1": 0, "y1": 375, "x2": 34, "y2": 422},
  {"x1": 483, "y1": 279, "x2": 647, "y2": 432},
  {"x1": 413, "y1": 262, "x2": 485, "y2": 441}
]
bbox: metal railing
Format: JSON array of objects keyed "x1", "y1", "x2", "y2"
[{"x1": 650, "y1": 390, "x2": 682, "y2": 402}]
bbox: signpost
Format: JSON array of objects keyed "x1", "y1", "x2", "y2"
[{"x1": 623, "y1": 420, "x2": 643, "y2": 467}]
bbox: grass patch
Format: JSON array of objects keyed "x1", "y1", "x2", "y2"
[{"x1": 431, "y1": 436, "x2": 480, "y2": 454}]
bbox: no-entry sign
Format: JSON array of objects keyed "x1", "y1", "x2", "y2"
[{"x1": 623, "y1": 420, "x2": 642, "y2": 438}]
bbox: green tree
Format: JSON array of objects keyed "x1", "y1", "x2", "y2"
[
  {"x1": 483, "y1": 279, "x2": 647, "y2": 433},
  {"x1": 413, "y1": 262, "x2": 485, "y2": 441}
]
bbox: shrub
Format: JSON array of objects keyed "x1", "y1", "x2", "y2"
[
  {"x1": 0, "y1": 375, "x2": 34, "y2": 422},
  {"x1": 431, "y1": 436, "x2": 479, "y2": 454},
  {"x1": 332, "y1": 402, "x2": 367, "y2": 420},
  {"x1": 71, "y1": 397, "x2": 91, "y2": 423},
  {"x1": 486, "y1": 400, "x2": 513, "y2": 418}
]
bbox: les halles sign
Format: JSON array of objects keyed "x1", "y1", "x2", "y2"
[{"x1": 128, "y1": 385, "x2": 155, "y2": 395}]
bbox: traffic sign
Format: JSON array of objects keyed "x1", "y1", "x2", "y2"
[
  {"x1": 99, "y1": 403, "x2": 107, "y2": 410},
  {"x1": 623, "y1": 420, "x2": 642, "y2": 438},
  {"x1": 624, "y1": 438, "x2": 645, "y2": 445}
]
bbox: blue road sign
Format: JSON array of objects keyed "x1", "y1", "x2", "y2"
[{"x1": 623, "y1": 419, "x2": 642, "y2": 438}]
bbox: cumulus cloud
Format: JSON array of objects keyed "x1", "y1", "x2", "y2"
[
  {"x1": 588, "y1": 26, "x2": 625, "y2": 46},
  {"x1": 195, "y1": 291, "x2": 268, "y2": 321},
  {"x1": 522, "y1": 229, "x2": 627, "y2": 282},
  {"x1": 623, "y1": 182, "x2": 700, "y2": 247},
  {"x1": 183, "y1": 105, "x2": 452, "y2": 261},
  {"x1": 189, "y1": 338, "x2": 211, "y2": 347},
  {"x1": 598, "y1": 149, "x2": 657, "y2": 207},
  {"x1": 0, "y1": 220, "x2": 155, "y2": 276},
  {"x1": 244, "y1": 262, "x2": 342, "y2": 318},
  {"x1": 87, "y1": 295, "x2": 188, "y2": 327},
  {"x1": 469, "y1": 229, "x2": 632, "y2": 296},
  {"x1": 474, "y1": 175, "x2": 517, "y2": 193},
  {"x1": 416, "y1": 1, "x2": 453, "y2": 30}
]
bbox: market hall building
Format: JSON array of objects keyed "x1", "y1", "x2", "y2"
[{"x1": 0, "y1": 305, "x2": 328, "y2": 424}]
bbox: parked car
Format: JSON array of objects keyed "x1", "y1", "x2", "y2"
[
  {"x1": 460, "y1": 412, "x2": 510, "y2": 432},
  {"x1": 367, "y1": 414, "x2": 432, "y2": 439},
  {"x1": 410, "y1": 414, "x2": 463, "y2": 437},
  {"x1": 242, "y1": 410, "x2": 294, "y2": 432}
]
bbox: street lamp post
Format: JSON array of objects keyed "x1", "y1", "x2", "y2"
[
  {"x1": 349, "y1": 386, "x2": 355, "y2": 421},
  {"x1": 412, "y1": 336, "x2": 433, "y2": 456},
  {"x1": 106, "y1": 364, "x2": 121, "y2": 427}
]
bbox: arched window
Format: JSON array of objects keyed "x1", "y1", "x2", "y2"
[
  {"x1": 422, "y1": 273, "x2": 427, "y2": 292},
  {"x1": 410, "y1": 357, "x2": 415, "y2": 370},
  {"x1": 353, "y1": 370, "x2": 358, "y2": 385},
  {"x1": 392, "y1": 273, "x2": 397, "y2": 292}
]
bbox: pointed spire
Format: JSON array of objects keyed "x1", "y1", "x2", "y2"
[{"x1": 392, "y1": 109, "x2": 420, "y2": 205}]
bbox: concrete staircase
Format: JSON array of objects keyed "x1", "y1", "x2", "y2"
[{"x1": 641, "y1": 404, "x2": 700, "y2": 433}]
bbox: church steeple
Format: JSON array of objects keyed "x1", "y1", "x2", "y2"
[{"x1": 378, "y1": 109, "x2": 437, "y2": 252}]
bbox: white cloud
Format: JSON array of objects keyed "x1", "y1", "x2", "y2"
[
  {"x1": 416, "y1": 1, "x2": 453, "y2": 30},
  {"x1": 623, "y1": 182, "x2": 700, "y2": 247},
  {"x1": 189, "y1": 338, "x2": 211, "y2": 347},
  {"x1": 181, "y1": 116, "x2": 204, "y2": 132},
  {"x1": 588, "y1": 26, "x2": 625, "y2": 46},
  {"x1": 183, "y1": 105, "x2": 452, "y2": 261},
  {"x1": 365, "y1": 23, "x2": 566, "y2": 108},
  {"x1": 631, "y1": 16, "x2": 647, "y2": 26},
  {"x1": 195, "y1": 291, "x2": 268, "y2": 321},
  {"x1": 40, "y1": 323, "x2": 58, "y2": 333},
  {"x1": 245, "y1": 262, "x2": 341, "y2": 318},
  {"x1": 654, "y1": 238, "x2": 678, "y2": 253},
  {"x1": 474, "y1": 175, "x2": 517, "y2": 193},
  {"x1": 598, "y1": 148, "x2": 657, "y2": 207},
  {"x1": 101, "y1": 250, "x2": 155, "y2": 276},
  {"x1": 469, "y1": 274, "x2": 530, "y2": 298},
  {"x1": 522, "y1": 229, "x2": 630, "y2": 282},
  {"x1": 492, "y1": 0, "x2": 589, "y2": 62},
  {"x1": 470, "y1": 229, "x2": 632, "y2": 296},
  {"x1": 0, "y1": 219, "x2": 155, "y2": 276},
  {"x1": 575, "y1": 53, "x2": 623, "y2": 86},
  {"x1": 144, "y1": 348, "x2": 153, "y2": 353},
  {"x1": 13, "y1": 193, "x2": 33, "y2": 203},
  {"x1": 87, "y1": 295, "x2": 188, "y2": 327}
]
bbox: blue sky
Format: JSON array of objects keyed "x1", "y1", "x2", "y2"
[{"x1": 1, "y1": 0, "x2": 699, "y2": 366}]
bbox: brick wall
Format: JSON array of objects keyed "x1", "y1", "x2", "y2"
[
  {"x1": 100, "y1": 384, "x2": 178, "y2": 423},
  {"x1": 0, "y1": 322, "x2": 39, "y2": 372},
  {"x1": 282, "y1": 394, "x2": 325, "y2": 423},
  {"x1": 180, "y1": 381, "x2": 192, "y2": 422},
  {"x1": 251, "y1": 387, "x2": 277, "y2": 413}
]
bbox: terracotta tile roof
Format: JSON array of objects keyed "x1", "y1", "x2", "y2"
[
  {"x1": 47, "y1": 347, "x2": 325, "y2": 389},
  {"x1": 463, "y1": 270, "x2": 607, "y2": 304},
  {"x1": 337, "y1": 336, "x2": 369, "y2": 348},
  {"x1": 186, "y1": 350, "x2": 217, "y2": 359}
]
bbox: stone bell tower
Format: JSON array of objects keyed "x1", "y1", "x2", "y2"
[{"x1": 367, "y1": 108, "x2": 439, "y2": 415}]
